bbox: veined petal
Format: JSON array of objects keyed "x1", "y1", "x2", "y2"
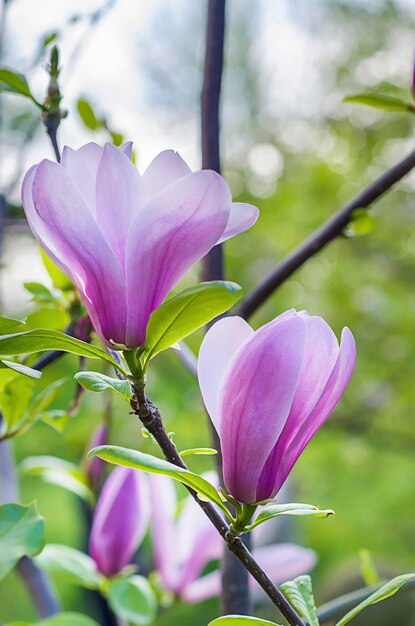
[
  {"x1": 90, "y1": 467, "x2": 149, "y2": 577},
  {"x1": 96, "y1": 143, "x2": 144, "y2": 267},
  {"x1": 142, "y1": 150, "x2": 191, "y2": 200},
  {"x1": 217, "y1": 202, "x2": 259, "y2": 244},
  {"x1": 198, "y1": 316, "x2": 254, "y2": 432},
  {"x1": 220, "y1": 315, "x2": 307, "y2": 504},
  {"x1": 256, "y1": 316, "x2": 339, "y2": 501},
  {"x1": 125, "y1": 170, "x2": 231, "y2": 347},
  {"x1": 27, "y1": 159, "x2": 127, "y2": 346},
  {"x1": 149, "y1": 475, "x2": 179, "y2": 591},
  {"x1": 252, "y1": 543, "x2": 317, "y2": 588},
  {"x1": 271, "y1": 327, "x2": 356, "y2": 495},
  {"x1": 61, "y1": 143, "x2": 103, "y2": 218}
]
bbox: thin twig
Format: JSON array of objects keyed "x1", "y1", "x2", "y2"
[
  {"x1": 131, "y1": 387, "x2": 305, "y2": 626},
  {"x1": 236, "y1": 148, "x2": 415, "y2": 320}
]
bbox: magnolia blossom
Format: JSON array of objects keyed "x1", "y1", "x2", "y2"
[
  {"x1": 89, "y1": 466, "x2": 149, "y2": 576},
  {"x1": 22, "y1": 143, "x2": 258, "y2": 349},
  {"x1": 198, "y1": 311, "x2": 356, "y2": 504},
  {"x1": 84, "y1": 422, "x2": 108, "y2": 488},
  {"x1": 149, "y1": 475, "x2": 316, "y2": 602}
]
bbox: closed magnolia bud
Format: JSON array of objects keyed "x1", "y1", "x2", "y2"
[
  {"x1": 89, "y1": 466, "x2": 149, "y2": 577},
  {"x1": 198, "y1": 311, "x2": 356, "y2": 505}
]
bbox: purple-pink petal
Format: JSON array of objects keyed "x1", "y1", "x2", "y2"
[
  {"x1": 90, "y1": 466, "x2": 149, "y2": 577},
  {"x1": 217, "y1": 202, "x2": 259, "y2": 244},
  {"x1": 126, "y1": 170, "x2": 231, "y2": 347},
  {"x1": 142, "y1": 150, "x2": 191, "y2": 200}
]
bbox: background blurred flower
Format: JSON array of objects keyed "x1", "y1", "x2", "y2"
[
  {"x1": 198, "y1": 311, "x2": 356, "y2": 504},
  {"x1": 149, "y1": 475, "x2": 316, "y2": 603},
  {"x1": 22, "y1": 143, "x2": 258, "y2": 349},
  {"x1": 83, "y1": 422, "x2": 108, "y2": 489},
  {"x1": 89, "y1": 465, "x2": 149, "y2": 577}
]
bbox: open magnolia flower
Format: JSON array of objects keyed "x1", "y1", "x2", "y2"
[
  {"x1": 149, "y1": 475, "x2": 316, "y2": 602},
  {"x1": 198, "y1": 310, "x2": 356, "y2": 504},
  {"x1": 22, "y1": 142, "x2": 258, "y2": 349}
]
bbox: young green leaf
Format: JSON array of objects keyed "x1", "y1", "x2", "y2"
[
  {"x1": 20, "y1": 456, "x2": 94, "y2": 504},
  {"x1": 88, "y1": 445, "x2": 231, "y2": 517},
  {"x1": 0, "y1": 359, "x2": 42, "y2": 380},
  {"x1": 0, "y1": 68, "x2": 43, "y2": 107},
  {"x1": 75, "y1": 371, "x2": 132, "y2": 402},
  {"x1": 0, "y1": 316, "x2": 25, "y2": 334},
  {"x1": 246, "y1": 503, "x2": 334, "y2": 532},
  {"x1": 209, "y1": 617, "x2": 281, "y2": 626},
  {"x1": 36, "y1": 544, "x2": 103, "y2": 589},
  {"x1": 107, "y1": 576, "x2": 157, "y2": 625},
  {"x1": 359, "y1": 549, "x2": 382, "y2": 586},
  {"x1": 335, "y1": 573, "x2": 415, "y2": 626},
  {"x1": 180, "y1": 447, "x2": 218, "y2": 457},
  {"x1": 144, "y1": 281, "x2": 242, "y2": 362},
  {"x1": 8, "y1": 612, "x2": 100, "y2": 626},
  {"x1": 77, "y1": 98, "x2": 100, "y2": 130},
  {"x1": 345, "y1": 209, "x2": 375, "y2": 238},
  {"x1": 40, "y1": 249, "x2": 73, "y2": 291},
  {"x1": 0, "y1": 329, "x2": 126, "y2": 374},
  {"x1": 0, "y1": 502, "x2": 44, "y2": 580},
  {"x1": 343, "y1": 93, "x2": 413, "y2": 112},
  {"x1": 281, "y1": 575, "x2": 319, "y2": 626},
  {"x1": 24, "y1": 282, "x2": 57, "y2": 304}
]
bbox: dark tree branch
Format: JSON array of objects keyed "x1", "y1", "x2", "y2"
[
  {"x1": 200, "y1": 0, "x2": 252, "y2": 615},
  {"x1": 131, "y1": 389, "x2": 305, "y2": 626},
  {"x1": 236, "y1": 148, "x2": 415, "y2": 320}
]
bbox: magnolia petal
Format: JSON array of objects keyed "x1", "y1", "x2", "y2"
[
  {"x1": 220, "y1": 315, "x2": 307, "y2": 504},
  {"x1": 198, "y1": 316, "x2": 254, "y2": 432},
  {"x1": 96, "y1": 143, "x2": 143, "y2": 267},
  {"x1": 90, "y1": 467, "x2": 149, "y2": 577},
  {"x1": 272, "y1": 327, "x2": 356, "y2": 495},
  {"x1": 120, "y1": 141, "x2": 133, "y2": 160},
  {"x1": 142, "y1": 150, "x2": 191, "y2": 200},
  {"x1": 125, "y1": 170, "x2": 231, "y2": 347},
  {"x1": 256, "y1": 315, "x2": 340, "y2": 500},
  {"x1": 252, "y1": 543, "x2": 317, "y2": 590},
  {"x1": 28, "y1": 159, "x2": 127, "y2": 345},
  {"x1": 217, "y1": 202, "x2": 259, "y2": 244},
  {"x1": 149, "y1": 475, "x2": 180, "y2": 591},
  {"x1": 180, "y1": 570, "x2": 221, "y2": 603},
  {"x1": 61, "y1": 143, "x2": 103, "y2": 218}
]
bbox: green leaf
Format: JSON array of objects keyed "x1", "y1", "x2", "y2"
[
  {"x1": 343, "y1": 93, "x2": 412, "y2": 112},
  {"x1": 36, "y1": 544, "x2": 103, "y2": 589},
  {"x1": 0, "y1": 359, "x2": 42, "y2": 380},
  {"x1": 20, "y1": 456, "x2": 94, "y2": 504},
  {"x1": 8, "y1": 613, "x2": 100, "y2": 626},
  {"x1": 40, "y1": 249, "x2": 73, "y2": 291},
  {"x1": 0, "y1": 69, "x2": 42, "y2": 107},
  {"x1": 75, "y1": 371, "x2": 132, "y2": 402},
  {"x1": 335, "y1": 573, "x2": 415, "y2": 626},
  {"x1": 359, "y1": 549, "x2": 382, "y2": 586},
  {"x1": 246, "y1": 503, "x2": 334, "y2": 531},
  {"x1": 0, "y1": 502, "x2": 44, "y2": 580},
  {"x1": 110, "y1": 131, "x2": 124, "y2": 146},
  {"x1": 107, "y1": 576, "x2": 157, "y2": 625},
  {"x1": 0, "y1": 316, "x2": 25, "y2": 334},
  {"x1": 42, "y1": 32, "x2": 59, "y2": 49},
  {"x1": 88, "y1": 445, "x2": 231, "y2": 517},
  {"x1": 24, "y1": 282, "x2": 57, "y2": 304},
  {"x1": 144, "y1": 281, "x2": 242, "y2": 362},
  {"x1": 280, "y1": 575, "x2": 319, "y2": 626},
  {"x1": 40, "y1": 410, "x2": 70, "y2": 433},
  {"x1": 180, "y1": 447, "x2": 218, "y2": 457},
  {"x1": 0, "y1": 329, "x2": 126, "y2": 374},
  {"x1": 209, "y1": 617, "x2": 280, "y2": 626},
  {"x1": 345, "y1": 209, "x2": 375, "y2": 238},
  {"x1": 77, "y1": 98, "x2": 99, "y2": 130}
]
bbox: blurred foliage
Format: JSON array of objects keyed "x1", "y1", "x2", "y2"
[{"x1": 1, "y1": 0, "x2": 415, "y2": 625}]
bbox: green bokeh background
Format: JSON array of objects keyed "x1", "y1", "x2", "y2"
[{"x1": 1, "y1": 0, "x2": 415, "y2": 624}]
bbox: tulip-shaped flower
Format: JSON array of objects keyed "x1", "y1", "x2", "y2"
[
  {"x1": 22, "y1": 143, "x2": 258, "y2": 349},
  {"x1": 149, "y1": 475, "x2": 316, "y2": 602},
  {"x1": 90, "y1": 466, "x2": 149, "y2": 576},
  {"x1": 198, "y1": 310, "x2": 356, "y2": 504}
]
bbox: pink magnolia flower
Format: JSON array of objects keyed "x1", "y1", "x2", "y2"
[
  {"x1": 89, "y1": 466, "x2": 149, "y2": 577},
  {"x1": 22, "y1": 143, "x2": 258, "y2": 349},
  {"x1": 84, "y1": 422, "x2": 108, "y2": 489},
  {"x1": 149, "y1": 475, "x2": 316, "y2": 602},
  {"x1": 198, "y1": 310, "x2": 356, "y2": 504}
]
